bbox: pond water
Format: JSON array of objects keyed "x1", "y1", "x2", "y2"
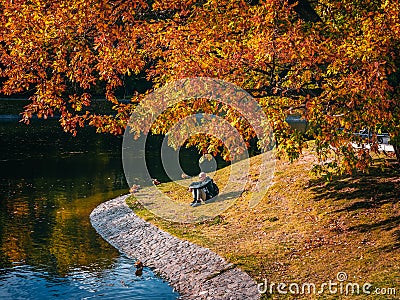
[{"x1": 0, "y1": 114, "x2": 181, "y2": 299}]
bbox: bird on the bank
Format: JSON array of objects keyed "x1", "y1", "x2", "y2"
[
  {"x1": 134, "y1": 261, "x2": 143, "y2": 276},
  {"x1": 152, "y1": 178, "x2": 161, "y2": 185},
  {"x1": 181, "y1": 173, "x2": 190, "y2": 179},
  {"x1": 129, "y1": 184, "x2": 140, "y2": 193}
]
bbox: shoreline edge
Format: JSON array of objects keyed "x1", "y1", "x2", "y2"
[{"x1": 90, "y1": 195, "x2": 260, "y2": 299}]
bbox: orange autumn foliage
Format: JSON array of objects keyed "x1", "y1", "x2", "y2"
[{"x1": 0, "y1": 0, "x2": 399, "y2": 173}]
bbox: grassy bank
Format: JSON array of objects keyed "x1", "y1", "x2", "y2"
[{"x1": 126, "y1": 150, "x2": 399, "y2": 299}]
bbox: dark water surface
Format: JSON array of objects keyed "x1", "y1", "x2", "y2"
[{"x1": 0, "y1": 118, "x2": 179, "y2": 299}]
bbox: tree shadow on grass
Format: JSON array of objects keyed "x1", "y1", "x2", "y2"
[
  {"x1": 350, "y1": 217, "x2": 400, "y2": 252},
  {"x1": 349, "y1": 215, "x2": 400, "y2": 232},
  {"x1": 309, "y1": 164, "x2": 400, "y2": 252},
  {"x1": 386, "y1": 229, "x2": 400, "y2": 251},
  {"x1": 309, "y1": 166, "x2": 400, "y2": 212}
]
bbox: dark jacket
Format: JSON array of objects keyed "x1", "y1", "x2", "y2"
[{"x1": 189, "y1": 177, "x2": 219, "y2": 199}]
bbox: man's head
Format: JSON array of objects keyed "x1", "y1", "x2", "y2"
[{"x1": 199, "y1": 172, "x2": 207, "y2": 181}]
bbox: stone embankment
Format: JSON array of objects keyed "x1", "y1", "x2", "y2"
[{"x1": 90, "y1": 195, "x2": 260, "y2": 300}]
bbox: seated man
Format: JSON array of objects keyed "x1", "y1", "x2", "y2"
[{"x1": 188, "y1": 172, "x2": 219, "y2": 207}]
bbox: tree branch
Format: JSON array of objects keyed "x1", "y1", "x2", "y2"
[{"x1": 246, "y1": 86, "x2": 322, "y2": 98}]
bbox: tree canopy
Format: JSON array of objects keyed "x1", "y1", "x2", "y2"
[{"x1": 0, "y1": 0, "x2": 399, "y2": 174}]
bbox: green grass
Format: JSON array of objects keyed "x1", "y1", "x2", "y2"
[{"x1": 126, "y1": 150, "x2": 400, "y2": 299}]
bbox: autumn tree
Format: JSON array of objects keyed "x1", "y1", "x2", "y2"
[{"x1": 0, "y1": 0, "x2": 399, "y2": 174}]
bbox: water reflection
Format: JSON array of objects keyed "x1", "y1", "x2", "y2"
[
  {"x1": 0, "y1": 118, "x2": 178, "y2": 299},
  {"x1": 0, "y1": 256, "x2": 176, "y2": 299}
]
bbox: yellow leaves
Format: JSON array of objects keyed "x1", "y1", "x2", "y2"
[
  {"x1": 0, "y1": 0, "x2": 398, "y2": 171},
  {"x1": 68, "y1": 94, "x2": 91, "y2": 112}
]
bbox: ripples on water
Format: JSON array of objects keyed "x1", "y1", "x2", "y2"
[{"x1": 0, "y1": 256, "x2": 177, "y2": 299}]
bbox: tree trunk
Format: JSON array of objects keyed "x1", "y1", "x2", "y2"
[{"x1": 394, "y1": 145, "x2": 400, "y2": 164}]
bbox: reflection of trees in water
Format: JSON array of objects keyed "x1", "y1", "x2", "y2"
[
  {"x1": 48, "y1": 191, "x2": 126, "y2": 276},
  {"x1": 0, "y1": 176, "x2": 124, "y2": 275},
  {"x1": 0, "y1": 120, "x2": 127, "y2": 275}
]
